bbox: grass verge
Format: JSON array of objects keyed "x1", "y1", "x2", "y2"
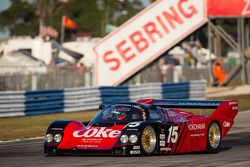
[
  {"x1": 0, "y1": 110, "x2": 97, "y2": 141},
  {"x1": 0, "y1": 94, "x2": 249, "y2": 141},
  {"x1": 209, "y1": 94, "x2": 250, "y2": 112}
]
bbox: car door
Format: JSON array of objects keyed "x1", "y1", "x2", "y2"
[{"x1": 159, "y1": 109, "x2": 190, "y2": 154}]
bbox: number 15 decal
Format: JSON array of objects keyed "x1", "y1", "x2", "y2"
[{"x1": 167, "y1": 126, "x2": 179, "y2": 143}]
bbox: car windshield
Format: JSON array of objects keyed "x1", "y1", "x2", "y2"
[{"x1": 89, "y1": 104, "x2": 147, "y2": 126}]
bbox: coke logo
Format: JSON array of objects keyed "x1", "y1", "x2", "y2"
[{"x1": 73, "y1": 127, "x2": 121, "y2": 138}]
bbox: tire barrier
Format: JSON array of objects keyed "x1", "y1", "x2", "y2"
[{"x1": 0, "y1": 80, "x2": 206, "y2": 117}]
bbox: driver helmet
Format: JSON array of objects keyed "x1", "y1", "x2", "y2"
[{"x1": 113, "y1": 107, "x2": 127, "y2": 121}]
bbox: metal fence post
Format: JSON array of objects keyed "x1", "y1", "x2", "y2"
[
  {"x1": 239, "y1": 17, "x2": 248, "y2": 84},
  {"x1": 208, "y1": 20, "x2": 214, "y2": 86},
  {"x1": 31, "y1": 75, "x2": 37, "y2": 90}
]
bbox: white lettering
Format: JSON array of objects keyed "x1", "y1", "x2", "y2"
[
  {"x1": 190, "y1": 133, "x2": 204, "y2": 137},
  {"x1": 94, "y1": 127, "x2": 112, "y2": 137},
  {"x1": 223, "y1": 121, "x2": 231, "y2": 128},
  {"x1": 109, "y1": 130, "x2": 121, "y2": 138},
  {"x1": 188, "y1": 123, "x2": 205, "y2": 130},
  {"x1": 133, "y1": 146, "x2": 140, "y2": 150},
  {"x1": 128, "y1": 122, "x2": 141, "y2": 128},
  {"x1": 84, "y1": 129, "x2": 98, "y2": 137},
  {"x1": 160, "y1": 141, "x2": 165, "y2": 146},
  {"x1": 242, "y1": 0, "x2": 250, "y2": 15},
  {"x1": 160, "y1": 147, "x2": 171, "y2": 151},
  {"x1": 160, "y1": 134, "x2": 165, "y2": 140},
  {"x1": 73, "y1": 128, "x2": 121, "y2": 138},
  {"x1": 130, "y1": 150, "x2": 140, "y2": 154},
  {"x1": 232, "y1": 106, "x2": 238, "y2": 110}
]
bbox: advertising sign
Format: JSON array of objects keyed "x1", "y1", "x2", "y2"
[
  {"x1": 94, "y1": 0, "x2": 207, "y2": 86},
  {"x1": 208, "y1": 0, "x2": 250, "y2": 17}
]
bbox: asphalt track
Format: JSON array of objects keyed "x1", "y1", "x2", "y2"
[{"x1": 1, "y1": 111, "x2": 250, "y2": 167}]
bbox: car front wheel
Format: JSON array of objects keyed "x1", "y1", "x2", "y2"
[{"x1": 141, "y1": 126, "x2": 157, "y2": 155}]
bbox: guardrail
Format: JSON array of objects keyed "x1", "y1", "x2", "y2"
[{"x1": 0, "y1": 80, "x2": 206, "y2": 117}]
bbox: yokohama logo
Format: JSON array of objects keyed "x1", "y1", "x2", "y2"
[
  {"x1": 188, "y1": 123, "x2": 205, "y2": 130},
  {"x1": 73, "y1": 127, "x2": 121, "y2": 138}
]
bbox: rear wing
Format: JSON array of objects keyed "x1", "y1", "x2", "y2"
[
  {"x1": 137, "y1": 99, "x2": 223, "y2": 109},
  {"x1": 153, "y1": 99, "x2": 222, "y2": 109}
]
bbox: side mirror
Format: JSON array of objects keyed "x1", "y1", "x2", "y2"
[{"x1": 99, "y1": 104, "x2": 105, "y2": 110}]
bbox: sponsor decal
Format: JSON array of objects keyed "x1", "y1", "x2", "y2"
[
  {"x1": 232, "y1": 106, "x2": 238, "y2": 110},
  {"x1": 127, "y1": 122, "x2": 141, "y2": 128},
  {"x1": 95, "y1": 0, "x2": 207, "y2": 86},
  {"x1": 223, "y1": 121, "x2": 231, "y2": 127},
  {"x1": 130, "y1": 150, "x2": 140, "y2": 155},
  {"x1": 73, "y1": 127, "x2": 121, "y2": 138},
  {"x1": 229, "y1": 101, "x2": 238, "y2": 105},
  {"x1": 76, "y1": 144, "x2": 98, "y2": 149},
  {"x1": 160, "y1": 147, "x2": 171, "y2": 151},
  {"x1": 188, "y1": 123, "x2": 205, "y2": 130},
  {"x1": 133, "y1": 146, "x2": 140, "y2": 150},
  {"x1": 190, "y1": 133, "x2": 205, "y2": 137},
  {"x1": 51, "y1": 128, "x2": 63, "y2": 131},
  {"x1": 81, "y1": 138, "x2": 102, "y2": 144},
  {"x1": 113, "y1": 104, "x2": 145, "y2": 111},
  {"x1": 160, "y1": 141, "x2": 165, "y2": 147},
  {"x1": 160, "y1": 134, "x2": 165, "y2": 140},
  {"x1": 126, "y1": 129, "x2": 138, "y2": 131}
]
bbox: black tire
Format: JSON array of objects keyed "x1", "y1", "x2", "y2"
[
  {"x1": 140, "y1": 126, "x2": 157, "y2": 155},
  {"x1": 207, "y1": 121, "x2": 221, "y2": 153}
]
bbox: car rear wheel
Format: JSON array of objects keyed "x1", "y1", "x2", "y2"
[
  {"x1": 207, "y1": 121, "x2": 221, "y2": 153},
  {"x1": 141, "y1": 126, "x2": 156, "y2": 155}
]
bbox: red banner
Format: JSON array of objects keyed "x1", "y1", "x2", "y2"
[{"x1": 208, "y1": 0, "x2": 250, "y2": 17}]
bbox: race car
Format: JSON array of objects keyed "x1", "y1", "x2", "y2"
[{"x1": 44, "y1": 99, "x2": 238, "y2": 156}]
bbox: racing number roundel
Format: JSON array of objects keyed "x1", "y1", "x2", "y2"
[{"x1": 167, "y1": 126, "x2": 179, "y2": 143}]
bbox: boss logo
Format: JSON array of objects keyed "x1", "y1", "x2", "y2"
[
  {"x1": 73, "y1": 127, "x2": 121, "y2": 138},
  {"x1": 130, "y1": 150, "x2": 140, "y2": 155}
]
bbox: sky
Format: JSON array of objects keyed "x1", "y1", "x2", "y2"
[
  {"x1": 0, "y1": 0, "x2": 11, "y2": 13},
  {"x1": 0, "y1": 0, "x2": 11, "y2": 38},
  {"x1": 141, "y1": 0, "x2": 151, "y2": 6}
]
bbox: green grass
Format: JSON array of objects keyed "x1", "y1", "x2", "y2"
[
  {"x1": 0, "y1": 94, "x2": 249, "y2": 141},
  {"x1": 0, "y1": 111, "x2": 97, "y2": 141},
  {"x1": 209, "y1": 94, "x2": 250, "y2": 112}
]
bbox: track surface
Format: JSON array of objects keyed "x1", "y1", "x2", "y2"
[{"x1": 1, "y1": 111, "x2": 250, "y2": 167}]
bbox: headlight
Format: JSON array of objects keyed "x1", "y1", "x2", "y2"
[
  {"x1": 54, "y1": 134, "x2": 62, "y2": 143},
  {"x1": 129, "y1": 134, "x2": 138, "y2": 143},
  {"x1": 45, "y1": 134, "x2": 53, "y2": 143},
  {"x1": 120, "y1": 134, "x2": 128, "y2": 144}
]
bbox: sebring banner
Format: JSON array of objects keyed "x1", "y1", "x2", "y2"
[
  {"x1": 94, "y1": 0, "x2": 207, "y2": 86},
  {"x1": 207, "y1": 0, "x2": 250, "y2": 17}
]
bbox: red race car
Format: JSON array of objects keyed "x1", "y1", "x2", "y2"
[{"x1": 44, "y1": 99, "x2": 238, "y2": 156}]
